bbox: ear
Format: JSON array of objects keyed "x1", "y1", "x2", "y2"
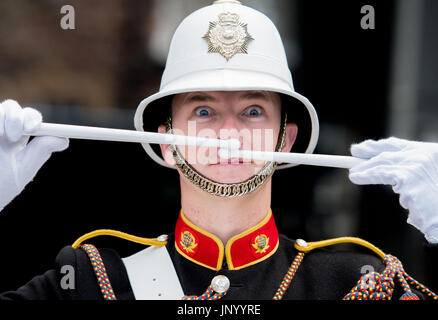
[
  {"x1": 158, "y1": 124, "x2": 176, "y2": 167},
  {"x1": 281, "y1": 122, "x2": 298, "y2": 153}
]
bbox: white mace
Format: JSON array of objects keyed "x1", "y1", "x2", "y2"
[{"x1": 30, "y1": 123, "x2": 364, "y2": 169}]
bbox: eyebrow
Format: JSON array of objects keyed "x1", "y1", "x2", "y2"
[
  {"x1": 183, "y1": 93, "x2": 217, "y2": 104},
  {"x1": 238, "y1": 91, "x2": 271, "y2": 101},
  {"x1": 182, "y1": 91, "x2": 272, "y2": 105}
]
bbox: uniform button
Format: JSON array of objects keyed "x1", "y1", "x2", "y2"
[
  {"x1": 157, "y1": 234, "x2": 168, "y2": 242},
  {"x1": 296, "y1": 239, "x2": 307, "y2": 247},
  {"x1": 211, "y1": 275, "x2": 230, "y2": 293}
]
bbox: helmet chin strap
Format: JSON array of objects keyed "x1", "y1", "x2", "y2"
[{"x1": 165, "y1": 114, "x2": 287, "y2": 198}]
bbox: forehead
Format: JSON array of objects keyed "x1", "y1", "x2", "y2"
[{"x1": 173, "y1": 90, "x2": 280, "y2": 105}]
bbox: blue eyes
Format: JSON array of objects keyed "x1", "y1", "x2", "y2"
[
  {"x1": 245, "y1": 106, "x2": 262, "y2": 116},
  {"x1": 195, "y1": 107, "x2": 212, "y2": 117},
  {"x1": 194, "y1": 106, "x2": 262, "y2": 117}
]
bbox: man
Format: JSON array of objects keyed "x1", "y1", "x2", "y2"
[{"x1": 0, "y1": 0, "x2": 437, "y2": 300}]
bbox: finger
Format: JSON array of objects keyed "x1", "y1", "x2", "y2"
[
  {"x1": 349, "y1": 150, "x2": 406, "y2": 174},
  {"x1": 3, "y1": 99, "x2": 25, "y2": 142},
  {"x1": 348, "y1": 164, "x2": 403, "y2": 186},
  {"x1": 16, "y1": 136, "x2": 69, "y2": 184},
  {"x1": 22, "y1": 107, "x2": 42, "y2": 134},
  {"x1": 350, "y1": 137, "x2": 410, "y2": 159},
  {"x1": 399, "y1": 192, "x2": 411, "y2": 210}
]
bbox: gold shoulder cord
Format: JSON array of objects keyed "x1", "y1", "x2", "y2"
[
  {"x1": 72, "y1": 229, "x2": 168, "y2": 249},
  {"x1": 294, "y1": 237, "x2": 386, "y2": 259}
]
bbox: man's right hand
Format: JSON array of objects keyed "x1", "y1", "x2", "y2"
[{"x1": 0, "y1": 99, "x2": 69, "y2": 211}]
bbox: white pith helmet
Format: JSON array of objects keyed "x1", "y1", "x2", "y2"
[{"x1": 134, "y1": 0, "x2": 319, "y2": 170}]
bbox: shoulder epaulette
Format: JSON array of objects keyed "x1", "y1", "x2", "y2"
[
  {"x1": 290, "y1": 236, "x2": 437, "y2": 300},
  {"x1": 71, "y1": 230, "x2": 169, "y2": 301},
  {"x1": 71, "y1": 229, "x2": 168, "y2": 249},
  {"x1": 293, "y1": 236, "x2": 385, "y2": 258}
]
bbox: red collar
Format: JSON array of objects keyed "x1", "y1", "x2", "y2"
[{"x1": 175, "y1": 209, "x2": 279, "y2": 270}]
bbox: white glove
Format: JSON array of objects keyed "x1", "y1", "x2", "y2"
[
  {"x1": 0, "y1": 99, "x2": 69, "y2": 211},
  {"x1": 349, "y1": 137, "x2": 438, "y2": 243}
]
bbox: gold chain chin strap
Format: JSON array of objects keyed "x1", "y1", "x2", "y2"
[{"x1": 165, "y1": 114, "x2": 287, "y2": 197}]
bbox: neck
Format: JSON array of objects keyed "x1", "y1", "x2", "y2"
[{"x1": 179, "y1": 177, "x2": 272, "y2": 244}]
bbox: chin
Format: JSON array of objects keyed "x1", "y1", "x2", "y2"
[{"x1": 199, "y1": 164, "x2": 265, "y2": 184}]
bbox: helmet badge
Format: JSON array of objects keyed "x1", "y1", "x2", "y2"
[{"x1": 202, "y1": 12, "x2": 254, "y2": 61}]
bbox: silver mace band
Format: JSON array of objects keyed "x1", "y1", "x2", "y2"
[{"x1": 29, "y1": 122, "x2": 364, "y2": 169}]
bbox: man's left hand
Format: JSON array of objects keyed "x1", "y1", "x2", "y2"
[{"x1": 349, "y1": 137, "x2": 438, "y2": 243}]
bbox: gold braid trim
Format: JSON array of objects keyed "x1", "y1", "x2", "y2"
[
  {"x1": 72, "y1": 229, "x2": 167, "y2": 249},
  {"x1": 294, "y1": 237, "x2": 386, "y2": 259}
]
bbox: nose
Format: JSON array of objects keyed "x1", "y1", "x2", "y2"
[
  {"x1": 219, "y1": 113, "x2": 240, "y2": 131},
  {"x1": 217, "y1": 114, "x2": 254, "y2": 153},
  {"x1": 218, "y1": 114, "x2": 242, "y2": 142}
]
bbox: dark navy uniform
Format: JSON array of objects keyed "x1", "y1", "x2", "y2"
[{"x1": 1, "y1": 210, "x2": 436, "y2": 300}]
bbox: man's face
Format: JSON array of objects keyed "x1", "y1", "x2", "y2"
[{"x1": 159, "y1": 91, "x2": 297, "y2": 184}]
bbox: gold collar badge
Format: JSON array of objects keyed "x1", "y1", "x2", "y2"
[
  {"x1": 180, "y1": 231, "x2": 198, "y2": 254},
  {"x1": 203, "y1": 12, "x2": 254, "y2": 61},
  {"x1": 252, "y1": 234, "x2": 270, "y2": 254}
]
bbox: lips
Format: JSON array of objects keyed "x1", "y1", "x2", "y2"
[{"x1": 210, "y1": 158, "x2": 250, "y2": 166}]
